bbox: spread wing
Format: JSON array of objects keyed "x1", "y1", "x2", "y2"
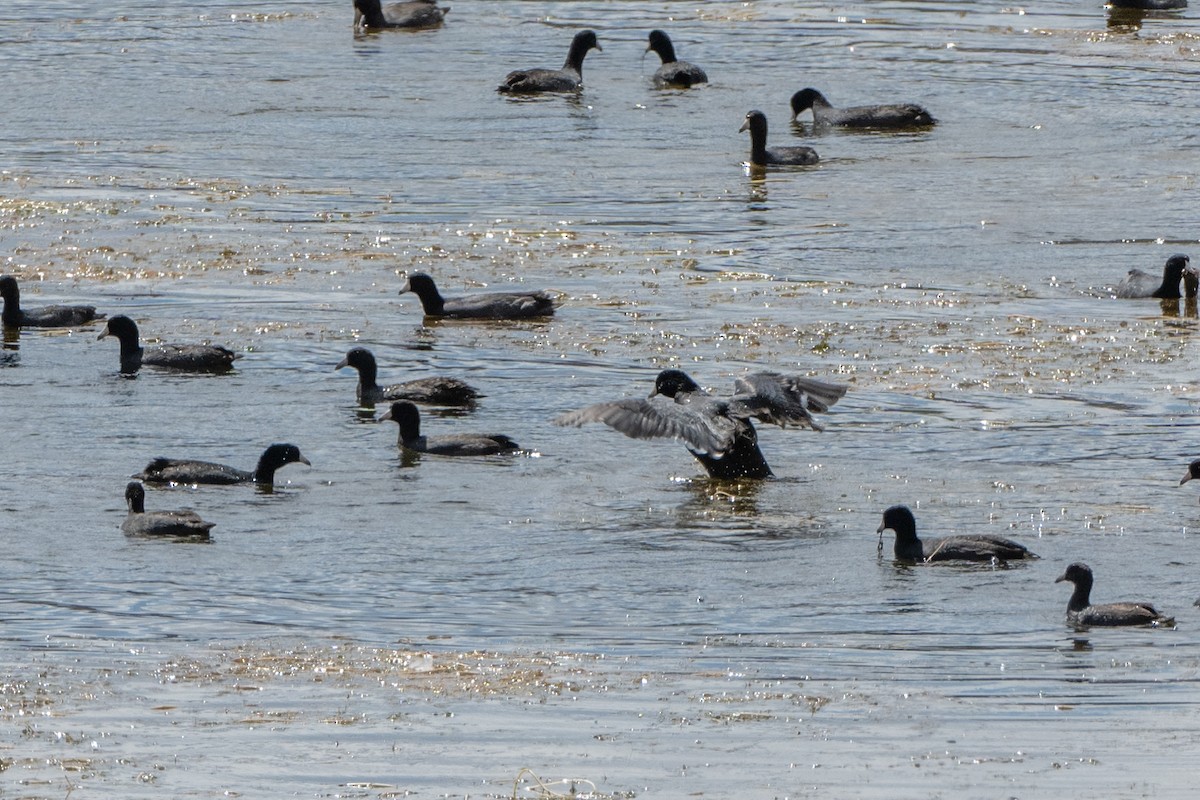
[
  {"x1": 728, "y1": 372, "x2": 848, "y2": 429},
  {"x1": 554, "y1": 396, "x2": 737, "y2": 456}
]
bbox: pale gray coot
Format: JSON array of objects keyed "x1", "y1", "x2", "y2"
[
  {"x1": 135, "y1": 444, "x2": 311, "y2": 488},
  {"x1": 1, "y1": 275, "x2": 104, "y2": 328},
  {"x1": 789, "y1": 88, "x2": 935, "y2": 129},
  {"x1": 740, "y1": 110, "x2": 818, "y2": 167},
  {"x1": 1056, "y1": 562, "x2": 1173, "y2": 627},
  {"x1": 122, "y1": 481, "x2": 215, "y2": 538},
  {"x1": 399, "y1": 273, "x2": 558, "y2": 319},
  {"x1": 497, "y1": 30, "x2": 601, "y2": 94},
  {"x1": 97, "y1": 315, "x2": 240, "y2": 373}
]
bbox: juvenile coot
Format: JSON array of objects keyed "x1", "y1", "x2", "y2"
[
  {"x1": 646, "y1": 30, "x2": 707, "y2": 88},
  {"x1": 122, "y1": 481, "x2": 215, "y2": 538},
  {"x1": 740, "y1": 110, "x2": 819, "y2": 167},
  {"x1": 135, "y1": 444, "x2": 311, "y2": 488},
  {"x1": 1, "y1": 275, "x2": 104, "y2": 328},
  {"x1": 97, "y1": 315, "x2": 240, "y2": 373},
  {"x1": 380, "y1": 401, "x2": 520, "y2": 456},
  {"x1": 789, "y1": 88, "x2": 935, "y2": 129},
  {"x1": 554, "y1": 369, "x2": 847, "y2": 479},
  {"x1": 336, "y1": 347, "x2": 479, "y2": 407},
  {"x1": 1114, "y1": 254, "x2": 1193, "y2": 299},
  {"x1": 353, "y1": 0, "x2": 446, "y2": 30},
  {"x1": 399, "y1": 273, "x2": 558, "y2": 319},
  {"x1": 1056, "y1": 562, "x2": 1173, "y2": 627},
  {"x1": 876, "y1": 505, "x2": 1037, "y2": 563},
  {"x1": 497, "y1": 30, "x2": 601, "y2": 94}
]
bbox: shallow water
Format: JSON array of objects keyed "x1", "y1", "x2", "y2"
[{"x1": 3, "y1": 1, "x2": 1200, "y2": 797}]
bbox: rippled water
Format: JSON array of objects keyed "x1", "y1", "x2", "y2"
[{"x1": 3, "y1": 1, "x2": 1200, "y2": 797}]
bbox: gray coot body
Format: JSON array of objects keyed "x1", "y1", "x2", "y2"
[
  {"x1": 122, "y1": 481, "x2": 215, "y2": 538},
  {"x1": 399, "y1": 273, "x2": 557, "y2": 319},
  {"x1": 877, "y1": 506, "x2": 1037, "y2": 563},
  {"x1": 353, "y1": 0, "x2": 446, "y2": 30},
  {"x1": 1056, "y1": 562, "x2": 1173, "y2": 627},
  {"x1": 1109, "y1": 0, "x2": 1186, "y2": 9},
  {"x1": 740, "y1": 110, "x2": 818, "y2": 167},
  {"x1": 380, "y1": 401, "x2": 520, "y2": 456},
  {"x1": 1114, "y1": 254, "x2": 1193, "y2": 299},
  {"x1": 789, "y1": 88, "x2": 935, "y2": 129},
  {"x1": 1, "y1": 275, "x2": 104, "y2": 328},
  {"x1": 98, "y1": 315, "x2": 240, "y2": 373},
  {"x1": 336, "y1": 347, "x2": 479, "y2": 406},
  {"x1": 554, "y1": 369, "x2": 848, "y2": 479},
  {"x1": 647, "y1": 30, "x2": 707, "y2": 88},
  {"x1": 497, "y1": 30, "x2": 601, "y2": 94},
  {"x1": 135, "y1": 444, "x2": 310, "y2": 488}
]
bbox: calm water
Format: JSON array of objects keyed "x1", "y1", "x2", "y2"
[{"x1": 3, "y1": 1, "x2": 1200, "y2": 797}]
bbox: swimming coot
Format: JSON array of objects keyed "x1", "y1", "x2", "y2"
[
  {"x1": 1180, "y1": 460, "x2": 1200, "y2": 502},
  {"x1": 336, "y1": 346, "x2": 479, "y2": 407},
  {"x1": 97, "y1": 315, "x2": 240, "y2": 373},
  {"x1": 1056, "y1": 562, "x2": 1173, "y2": 627},
  {"x1": 1, "y1": 275, "x2": 104, "y2": 328},
  {"x1": 135, "y1": 444, "x2": 311, "y2": 488},
  {"x1": 497, "y1": 30, "x2": 601, "y2": 94},
  {"x1": 876, "y1": 505, "x2": 1037, "y2": 563},
  {"x1": 122, "y1": 481, "x2": 215, "y2": 538},
  {"x1": 740, "y1": 110, "x2": 819, "y2": 167},
  {"x1": 380, "y1": 401, "x2": 520, "y2": 456},
  {"x1": 646, "y1": 30, "x2": 707, "y2": 88},
  {"x1": 554, "y1": 369, "x2": 848, "y2": 479},
  {"x1": 1109, "y1": 0, "x2": 1186, "y2": 9},
  {"x1": 353, "y1": 0, "x2": 446, "y2": 30},
  {"x1": 399, "y1": 272, "x2": 558, "y2": 319},
  {"x1": 789, "y1": 88, "x2": 935, "y2": 129},
  {"x1": 1114, "y1": 254, "x2": 1193, "y2": 299}
]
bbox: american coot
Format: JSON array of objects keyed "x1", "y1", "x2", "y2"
[
  {"x1": 789, "y1": 88, "x2": 935, "y2": 129},
  {"x1": 740, "y1": 110, "x2": 819, "y2": 167},
  {"x1": 353, "y1": 0, "x2": 446, "y2": 30},
  {"x1": 646, "y1": 30, "x2": 707, "y2": 88},
  {"x1": 380, "y1": 401, "x2": 520, "y2": 456},
  {"x1": 336, "y1": 347, "x2": 479, "y2": 407},
  {"x1": 1, "y1": 275, "x2": 104, "y2": 328},
  {"x1": 1180, "y1": 460, "x2": 1200, "y2": 502},
  {"x1": 399, "y1": 273, "x2": 558, "y2": 319},
  {"x1": 1114, "y1": 254, "x2": 1194, "y2": 299},
  {"x1": 1056, "y1": 562, "x2": 1174, "y2": 628},
  {"x1": 122, "y1": 481, "x2": 215, "y2": 538},
  {"x1": 1109, "y1": 0, "x2": 1186, "y2": 9},
  {"x1": 97, "y1": 315, "x2": 240, "y2": 374},
  {"x1": 554, "y1": 369, "x2": 848, "y2": 479},
  {"x1": 135, "y1": 444, "x2": 311, "y2": 488},
  {"x1": 497, "y1": 30, "x2": 601, "y2": 94},
  {"x1": 876, "y1": 506, "x2": 1037, "y2": 563}
]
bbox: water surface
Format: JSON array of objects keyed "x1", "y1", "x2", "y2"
[{"x1": 2, "y1": 1, "x2": 1200, "y2": 797}]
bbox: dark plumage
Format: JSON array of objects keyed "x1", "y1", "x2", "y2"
[
  {"x1": 646, "y1": 30, "x2": 707, "y2": 88},
  {"x1": 1179, "y1": 459, "x2": 1200, "y2": 502},
  {"x1": 554, "y1": 369, "x2": 847, "y2": 479},
  {"x1": 399, "y1": 273, "x2": 558, "y2": 319},
  {"x1": 739, "y1": 110, "x2": 819, "y2": 167},
  {"x1": 876, "y1": 506, "x2": 1037, "y2": 563},
  {"x1": 336, "y1": 347, "x2": 479, "y2": 407},
  {"x1": 497, "y1": 30, "x2": 601, "y2": 94},
  {"x1": 789, "y1": 88, "x2": 935, "y2": 129},
  {"x1": 353, "y1": 0, "x2": 446, "y2": 30},
  {"x1": 1109, "y1": 0, "x2": 1186, "y2": 9},
  {"x1": 1114, "y1": 254, "x2": 1193, "y2": 299},
  {"x1": 122, "y1": 481, "x2": 215, "y2": 538},
  {"x1": 97, "y1": 315, "x2": 240, "y2": 374},
  {"x1": 1, "y1": 275, "x2": 104, "y2": 328},
  {"x1": 135, "y1": 444, "x2": 310, "y2": 488},
  {"x1": 1056, "y1": 562, "x2": 1173, "y2": 628},
  {"x1": 380, "y1": 401, "x2": 520, "y2": 456}
]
